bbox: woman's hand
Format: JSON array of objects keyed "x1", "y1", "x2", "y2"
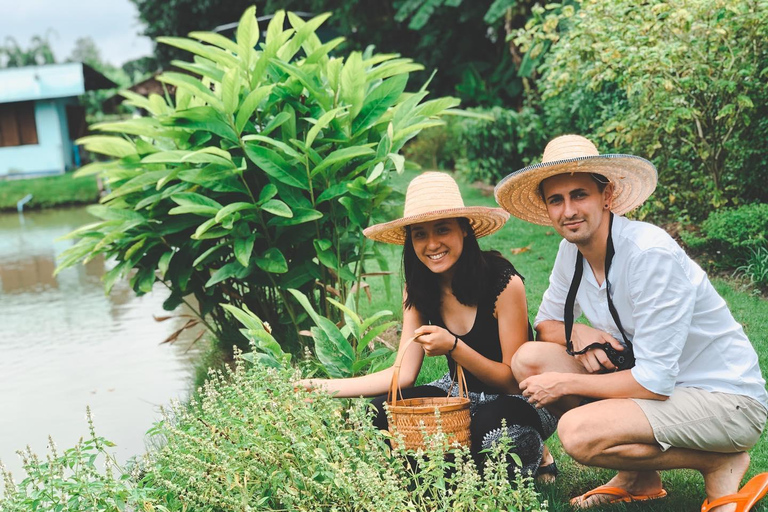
[
  {"x1": 412, "y1": 325, "x2": 458, "y2": 357},
  {"x1": 294, "y1": 378, "x2": 323, "y2": 391}
]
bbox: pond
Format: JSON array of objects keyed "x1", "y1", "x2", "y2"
[{"x1": 0, "y1": 206, "x2": 202, "y2": 484}]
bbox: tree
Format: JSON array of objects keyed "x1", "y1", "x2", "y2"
[{"x1": 0, "y1": 33, "x2": 56, "y2": 67}]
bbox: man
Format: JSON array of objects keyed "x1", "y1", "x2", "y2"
[{"x1": 495, "y1": 135, "x2": 768, "y2": 511}]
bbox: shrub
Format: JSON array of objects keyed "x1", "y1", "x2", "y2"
[
  {"x1": 517, "y1": 0, "x2": 768, "y2": 222},
  {"x1": 141, "y1": 353, "x2": 548, "y2": 511},
  {"x1": 402, "y1": 115, "x2": 463, "y2": 170},
  {"x1": 682, "y1": 203, "x2": 768, "y2": 268},
  {"x1": 735, "y1": 243, "x2": 768, "y2": 290},
  {"x1": 55, "y1": 7, "x2": 460, "y2": 354},
  {"x1": 454, "y1": 105, "x2": 547, "y2": 184}
]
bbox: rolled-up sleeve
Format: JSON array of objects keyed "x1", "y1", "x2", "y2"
[
  {"x1": 535, "y1": 241, "x2": 580, "y2": 327},
  {"x1": 628, "y1": 248, "x2": 696, "y2": 396}
]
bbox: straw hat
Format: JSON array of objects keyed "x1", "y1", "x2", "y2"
[
  {"x1": 363, "y1": 172, "x2": 509, "y2": 245},
  {"x1": 494, "y1": 135, "x2": 657, "y2": 226}
]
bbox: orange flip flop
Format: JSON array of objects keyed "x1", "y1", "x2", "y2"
[
  {"x1": 701, "y1": 473, "x2": 768, "y2": 512},
  {"x1": 570, "y1": 486, "x2": 668, "y2": 508}
]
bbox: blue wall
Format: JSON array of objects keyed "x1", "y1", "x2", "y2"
[{"x1": 0, "y1": 97, "x2": 78, "y2": 177}]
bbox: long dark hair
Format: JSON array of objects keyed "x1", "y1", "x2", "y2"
[{"x1": 402, "y1": 218, "x2": 506, "y2": 320}]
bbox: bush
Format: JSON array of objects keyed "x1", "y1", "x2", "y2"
[
  {"x1": 518, "y1": 0, "x2": 768, "y2": 222},
  {"x1": 735, "y1": 243, "x2": 768, "y2": 290},
  {"x1": 454, "y1": 106, "x2": 547, "y2": 184},
  {"x1": 141, "y1": 354, "x2": 548, "y2": 511},
  {"x1": 682, "y1": 203, "x2": 768, "y2": 268},
  {"x1": 55, "y1": 7, "x2": 460, "y2": 354},
  {"x1": 402, "y1": 115, "x2": 463, "y2": 170}
]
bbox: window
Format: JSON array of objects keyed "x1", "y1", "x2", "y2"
[{"x1": 0, "y1": 101, "x2": 38, "y2": 147}]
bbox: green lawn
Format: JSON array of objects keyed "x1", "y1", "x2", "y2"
[
  {"x1": 363, "y1": 169, "x2": 768, "y2": 512},
  {"x1": 0, "y1": 172, "x2": 100, "y2": 211}
]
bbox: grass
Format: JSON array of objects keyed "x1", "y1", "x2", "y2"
[
  {"x1": 0, "y1": 172, "x2": 100, "y2": 211},
  {"x1": 362, "y1": 169, "x2": 768, "y2": 512}
]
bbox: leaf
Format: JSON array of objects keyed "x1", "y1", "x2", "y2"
[
  {"x1": 366, "y1": 162, "x2": 385, "y2": 183},
  {"x1": 171, "y1": 192, "x2": 224, "y2": 210},
  {"x1": 254, "y1": 247, "x2": 288, "y2": 273},
  {"x1": 215, "y1": 202, "x2": 259, "y2": 222},
  {"x1": 352, "y1": 74, "x2": 408, "y2": 133},
  {"x1": 180, "y1": 147, "x2": 235, "y2": 167},
  {"x1": 222, "y1": 303, "x2": 264, "y2": 331},
  {"x1": 156, "y1": 37, "x2": 238, "y2": 68},
  {"x1": 510, "y1": 244, "x2": 532, "y2": 255},
  {"x1": 235, "y1": 84, "x2": 275, "y2": 134},
  {"x1": 388, "y1": 153, "x2": 405, "y2": 174},
  {"x1": 258, "y1": 184, "x2": 278, "y2": 203},
  {"x1": 485, "y1": 0, "x2": 517, "y2": 24},
  {"x1": 169, "y1": 107, "x2": 238, "y2": 142},
  {"x1": 315, "y1": 183, "x2": 349, "y2": 203},
  {"x1": 192, "y1": 243, "x2": 228, "y2": 267},
  {"x1": 205, "y1": 261, "x2": 251, "y2": 287},
  {"x1": 305, "y1": 107, "x2": 346, "y2": 149},
  {"x1": 76, "y1": 136, "x2": 136, "y2": 158},
  {"x1": 234, "y1": 233, "x2": 256, "y2": 267},
  {"x1": 268, "y1": 207, "x2": 322, "y2": 226},
  {"x1": 261, "y1": 199, "x2": 293, "y2": 217},
  {"x1": 188, "y1": 31, "x2": 241, "y2": 55},
  {"x1": 168, "y1": 205, "x2": 220, "y2": 216},
  {"x1": 415, "y1": 96, "x2": 461, "y2": 118},
  {"x1": 327, "y1": 297, "x2": 362, "y2": 340},
  {"x1": 310, "y1": 146, "x2": 375, "y2": 177},
  {"x1": 244, "y1": 144, "x2": 309, "y2": 190},
  {"x1": 235, "y1": 6, "x2": 260, "y2": 49},
  {"x1": 340, "y1": 51, "x2": 366, "y2": 120},
  {"x1": 86, "y1": 205, "x2": 145, "y2": 223},
  {"x1": 158, "y1": 250, "x2": 174, "y2": 278},
  {"x1": 157, "y1": 72, "x2": 224, "y2": 110},
  {"x1": 338, "y1": 196, "x2": 367, "y2": 228},
  {"x1": 312, "y1": 325, "x2": 353, "y2": 378},
  {"x1": 221, "y1": 67, "x2": 240, "y2": 115}
]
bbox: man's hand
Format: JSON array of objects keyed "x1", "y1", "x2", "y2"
[
  {"x1": 413, "y1": 325, "x2": 456, "y2": 357},
  {"x1": 519, "y1": 372, "x2": 571, "y2": 407},
  {"x1": 571, "y1": 324, "x2": 624, "y2": 373}
]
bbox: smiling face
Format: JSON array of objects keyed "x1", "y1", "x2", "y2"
[
  {"x1": 409, "y1": 218, "x2": 467, "y2": 276},
  {"x1": 540, "y1": 173, "x2": 613, "y2": 247}
]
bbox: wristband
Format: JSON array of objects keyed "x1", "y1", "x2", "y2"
[{"x1": 448, "y1": 334, "x2": 459, "y2": 354}]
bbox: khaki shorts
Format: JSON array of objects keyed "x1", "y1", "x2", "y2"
[{"x1": 632, "y1": 387, "x2": 767, "y2": 453}]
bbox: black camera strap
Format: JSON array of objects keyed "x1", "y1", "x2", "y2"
[{"x1": 565, "y1": 213, "x2": 633, "y2": 355}]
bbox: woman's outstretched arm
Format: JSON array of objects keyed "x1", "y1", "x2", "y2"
[{"x1": 297, "y1": 300, "x2": 426, "y2": 398}]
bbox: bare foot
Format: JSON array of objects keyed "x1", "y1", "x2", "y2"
[
  {"x1": 573, "y1": 470, "x2": 663, "y2": 509},
  {"x1": 701, "y1": 451, "x2": 750, "y2": 512}
]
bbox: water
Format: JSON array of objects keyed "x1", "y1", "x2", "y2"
[{"x1": 0, "y1": 206, "x2": 202, "y2": 484}]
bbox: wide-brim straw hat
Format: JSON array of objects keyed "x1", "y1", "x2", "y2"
[
  {"x1": 494, "y1": 135, "x2": 658, "y2": 226},
  {"x1": 363, "y1": 172, "x2": 510, "y2": 245}
]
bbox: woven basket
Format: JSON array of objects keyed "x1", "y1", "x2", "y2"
[{"x1": 387, "y1": 335, "x2": 471, "y2": 451}]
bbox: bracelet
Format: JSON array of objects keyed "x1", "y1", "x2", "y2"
[{"x1": 448, "y1": 334, "x2": 459, "y2": 354}]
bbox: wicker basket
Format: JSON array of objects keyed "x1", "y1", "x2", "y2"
[{"x1": 386, "y1": 335, "x2": 471, "y2": 451}]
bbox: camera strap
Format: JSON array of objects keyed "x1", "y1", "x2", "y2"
[{"x1": 565, "y1": 213, "x2": 633, "y2": 355}]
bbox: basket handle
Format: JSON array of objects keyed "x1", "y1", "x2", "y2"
[{"x1": 388, "y1": 333, "x2": 469, "y2": 405}]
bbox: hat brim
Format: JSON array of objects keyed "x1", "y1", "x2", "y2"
[
  {"x1": 363, "y1": 207, "x2": 510, "y2": 245},
  {"x1": 494, "y1": 154, "x2": 657, "y2": 226}
]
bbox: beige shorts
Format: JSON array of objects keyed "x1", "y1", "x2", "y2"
[{"x1": 632, "y1": 387, "x2": 767, "y2": 453}]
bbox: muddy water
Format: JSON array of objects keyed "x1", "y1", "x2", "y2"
[{"x1": 0, "y1": 206, "x2": 202, "y2": 484}]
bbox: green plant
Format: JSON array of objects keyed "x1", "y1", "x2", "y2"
[
  {"x1": 517, "y1": 0, "x2": 768, "y2": 221},
  {"x1": 454, "y1": 105, "x2": 547, "y2": 184},
  {"x1": 140, "y1": 353, "x2": 548, "y2": 511},
  {"x1": 55, "y1": 7, "x2": 460, "y2": 354},
  {"x1": 224, "y1": 289, "x2": 397, "y2": 378},
  {"x1": 734, "y1": 243, "x2": 768, "y2": 289},
  {"x1": 0, "y1": 408, "x2": 151, "y2": 511},
  {"x1": 682, "y1": 203, "x2": 768, "y2": 268}
]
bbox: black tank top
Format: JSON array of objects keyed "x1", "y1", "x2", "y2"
[{"x1": 430, "y1": 259, "x2": 532, "y2": 394}]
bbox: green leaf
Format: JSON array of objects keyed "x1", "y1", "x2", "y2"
[
  {"x1": 244, "y1": 144, "x2": 309, "y2": 190},
  {"x1": 388, "y1": 153, "x2": 405, "y2": 174},
  {"x1": 158, "y1": 250, "x2": 174, "y2": 278},
  {"x1": 327, "y1": 297, "x2": 362, "y2": 339},
  {"x1": 234, "y1": 233, "x2": 256, "y2": 267},
  {"x1": 188, "y1": 31, "x2": 241, "y2": 54},
  {"x1": 205, "y1": 261, "x2": 251, "y2": 287},
  {"x1": 101, "y1": 170, "x2": 168, "y2": 201},
  {"x1": 310, "y1": 146, "x2": 375, "y2": 177},
  {"x1": 268, "y1": 207, "x2": 322, "y2": 226},
  {"x1": 305, "y1": 107, "x2": 346, "y2": 149},
  {"x1": 221, "y1": 68, "x2": 240, "y2": 115},
  {"x1": 235, "y1": 6, "x2": 260, "y2": 49},
  {"x1": 485, "y1": 0, "x2": 517, "y2": 24},
  {"x1": 157, "y1": 72, "x2": 224, "y2": 110},
  {"x1": 313, "y1": 238, "x2": 339, "y2": 269},
  {"x1": 312, "y1": 325, "x2": 354, "y2": 378},
  {"x1": 86, "y1": 205, "x2": 145, "y2": 223},
  {"x1": 76, "y1": 136, "x2": 136, "y2": 158},
  {"x1": 235, "y1": 84, "x2": 275, "y2": 134},
  {"x1": 352, "y1": 74, "x2": 408, "y2": 133},
  {"x1": 222, "y1": 303, "x2": 264, "y2": 331},
  {"x1": 171, "y1": 192, "x2": 224, "y2": 210},
  {"x1": 340, "y1": 51, "x2": 366, "y2": 120},
  {"x1": 254, "y1": 247, "x2": 288, "y2": 273},
  {"x1": 181, "y1": 147, "x2": 235, "y2": 167},
  {"x1": 287, "y1": 288, "x2": 323, "y2": 326},
  {"x1": 338, "y1": 196, "x2": 367, "y2": 228},
  {"x1": 168, "y1": 205, "x2": 220, "y2": 216},
  {"x1": 156, "y1": 37, "x2": 238, "y2": 68},
  {"x1": 169, "y1": 107, "x2": 239, "y2": 142},
  {"x1": 261, "y1": 199, "x2": 293, "y2": 217},
  {"x1": 414, "y1": 96, "x2": 461, "y2": 118},
  {"x1": 260, "y1": 111, "x2": 293, "y2": 136},
  {"x1": 192, "y1": 243, "x2": 227, "y2": 267},
  {"x1": 258, "y1": 184, "x2": 278, "y2": 203},
  {"x1": 315, "y1": 183, "x2": 349, "y2": 203},
  {"x1": 242, "y1": 134, "x2": 303, "y2": 161}
]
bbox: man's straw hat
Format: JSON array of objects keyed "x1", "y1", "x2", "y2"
[
  {"x1": 494, "y1": 135, "x2": 658, "y2": 226},
  {"x1": 363, "y1": 172, "x2": 509, "y2": 245}
]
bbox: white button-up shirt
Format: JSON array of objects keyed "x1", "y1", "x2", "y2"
[{"x1": 535, "y1": 215, "x2": 768, "y2": 409}]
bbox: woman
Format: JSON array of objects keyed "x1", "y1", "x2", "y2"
[{"x1": 300, "y1": 172, "x2": 557, "y2": 478}]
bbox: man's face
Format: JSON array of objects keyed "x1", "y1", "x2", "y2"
[{"x1": 540, "y1": 173, "x2": 612, "y2": 246}]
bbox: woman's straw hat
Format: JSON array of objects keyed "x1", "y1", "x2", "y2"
[
  {"x1": 363, "y1": 172, "x2": 510, "y2": 245},
  {"x1": 494, "y1": 135, "x2": 658, "y2": 226}
]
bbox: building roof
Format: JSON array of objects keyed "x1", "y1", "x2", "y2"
[{"x1": 0, "y1": 62, "x2": 117, "y2": 104}]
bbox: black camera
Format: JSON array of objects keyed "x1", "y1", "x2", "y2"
[{"x1": 566, "y1": 341, "x2": 635, "y2": 371}]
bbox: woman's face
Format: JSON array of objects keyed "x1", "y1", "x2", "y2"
[{"x1": 409, "y1": 218, "x2": 466, "y2": 275}]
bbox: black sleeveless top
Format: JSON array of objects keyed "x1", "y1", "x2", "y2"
[{"x1": 429, "y1": 258, "x2": 533, "y2": 394}]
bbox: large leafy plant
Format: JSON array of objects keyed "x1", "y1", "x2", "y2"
[{"x1": 56, "y1": 7, "x2": 459, "y2": 352}]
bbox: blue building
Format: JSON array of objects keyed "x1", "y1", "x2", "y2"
[{"x1": 0, "y1": 63, "x2": 115, "y2": 177}]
